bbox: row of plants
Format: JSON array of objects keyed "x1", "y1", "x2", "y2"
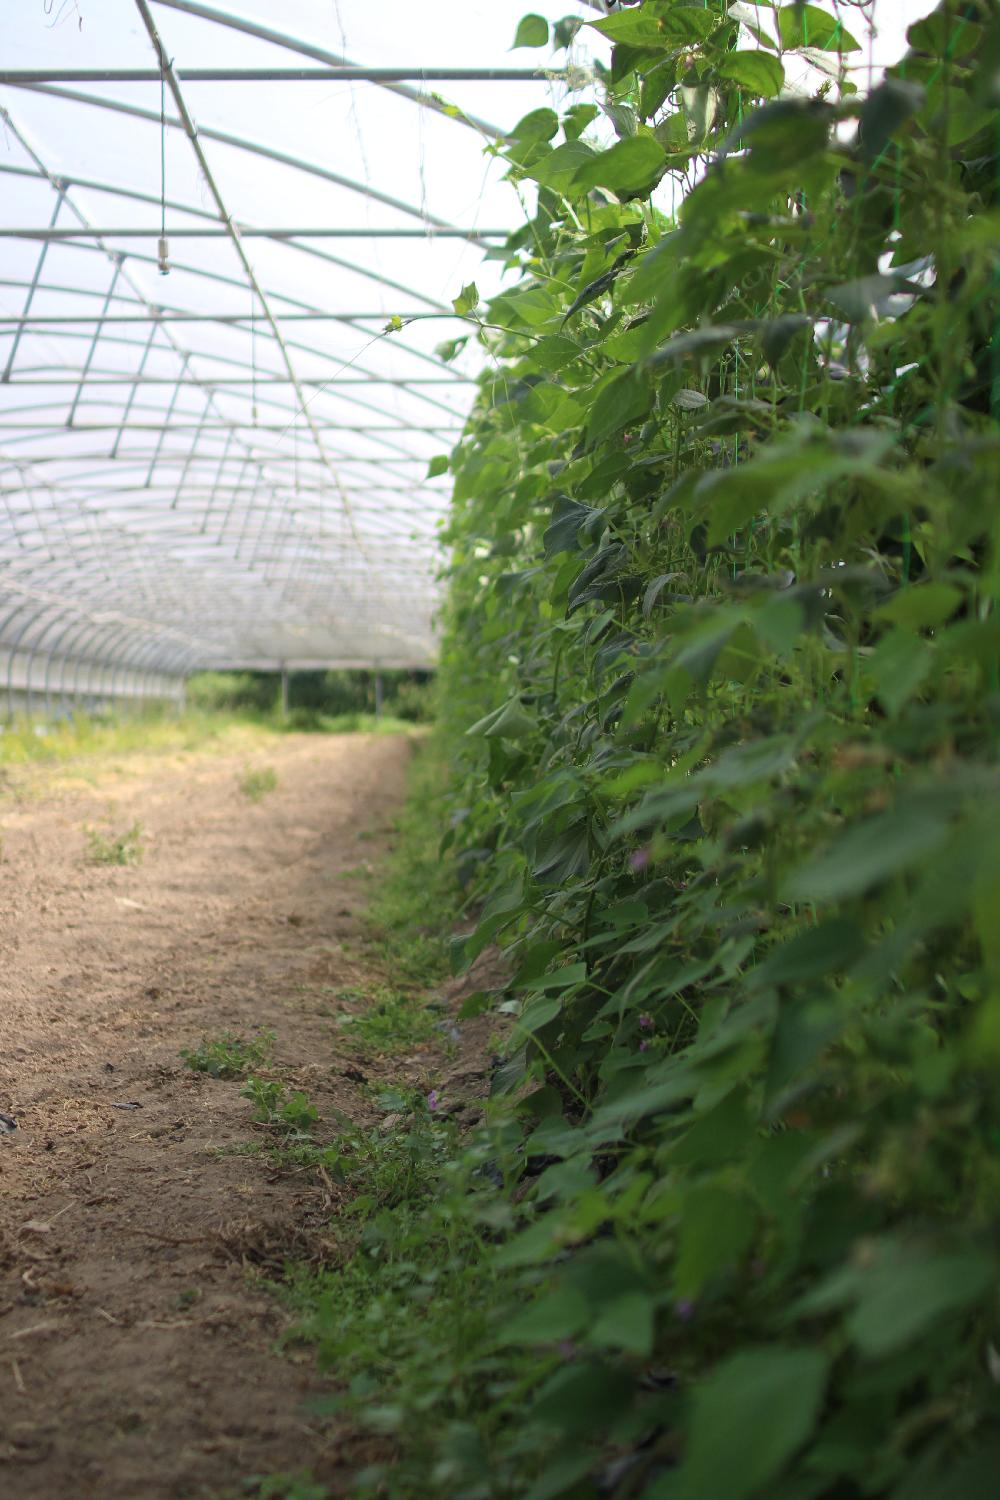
[{"x1": 294, "y1": 4, "x2": 1000, "y2": 1497}]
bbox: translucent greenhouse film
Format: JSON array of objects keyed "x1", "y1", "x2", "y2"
[
  {"x1": 0, "y1": 0, "x2": 615, "y2": 707},
  {"x1": 0, "y1": 1, "x2": 927, "y2": 709}
]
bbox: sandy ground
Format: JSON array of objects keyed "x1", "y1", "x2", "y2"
[{"x1": 0, "y1": 730, "x2": 428, "y2": 1499}]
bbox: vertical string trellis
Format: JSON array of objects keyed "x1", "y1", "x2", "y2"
[{"x1": 157, "y1": 60, "x2": 170, "y2": 276}]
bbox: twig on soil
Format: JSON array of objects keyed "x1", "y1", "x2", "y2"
[
  {"x1": 7, "y1": 1321, "x2": 61, "y2": 1340},
  {"x1": 9, "y1": 1358, "x2": 26, "y2": 1393},
  {"x1": 116, "y1": 1224, "x2": 206, "y2": 1247}
]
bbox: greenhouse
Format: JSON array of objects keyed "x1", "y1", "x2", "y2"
[
  {"x1": 0, "y1": 0, "x2": 605, "y2": 707},
  {"x1": 2, "y1": 2, "x2": 999, "y2": 1498}
]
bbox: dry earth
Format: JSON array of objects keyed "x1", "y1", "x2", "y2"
[{"x1": 0, "y1": 729, "x2": 435, "y2": 1499}]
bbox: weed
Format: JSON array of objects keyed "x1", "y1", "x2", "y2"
[
  {"x1": 181, "y1": 1030, "x2": 274, "y2": 1080},
  {"x1": 238, "y1": 765, "x2": 278, "y2": 802},
  {"x1": 334, "y1": 985, "x2": 436, "y2": 1059},
  {"x1": 83, "y1": 820, "x2": 144, "y2": 866},
  {"x1": 360, "y1": 741, "x2": 459, "y2": 988},
  {"x1": 241, "y1": 1077, "x2": 318, "y2": 1136},
  {"x1": 280, "y1": 1104, "x2": 521, "y2": 1497},
  {"x1": 176, "y1": 1288, "x2": 202, "y2": 1310},
  {"x1": 244, "y1": 1474, "x2": 329, "y2": 1500}
]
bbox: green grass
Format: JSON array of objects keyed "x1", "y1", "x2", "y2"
[
  {"x1": 0, "y1": 704, "x2": 420, "y2": 782},
  {"x1": 181, "y1": 1030, "x2": 275, "y2": 1079},
  {"x1": 334, "y1": 985, "x2": 438, "y2": 1059},
  {"x1": 361, "y1": 738, "x2": 459, "y2": 987},
  {"x1": 252, "y1": 739, "x2": 533, "y2": 1498},
  {"x1": 278, "y1": 1099, "x2": 527, "y2": 1500},
  {"x1": 238, "y1": 764, "x2": 278, "y2": 802},
  {"x1": 241, "y1": 1077, "x2": 319, "y2": 1136},
  {"x1": 0, "y1": 708, "x2": 232, "y2": 769},
  {"x1": 83, "y1": 819, "x2": 144, "y2": 866}
]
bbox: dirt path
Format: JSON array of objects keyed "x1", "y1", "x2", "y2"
[{"x1": 0, "y1": 730, "x2": 413, "y2": 1499}]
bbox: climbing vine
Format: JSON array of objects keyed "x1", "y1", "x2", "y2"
[
  {"x1": 427, "y1": 1, "x2": 1000, "y2": 1495},
  {"x1": 298, "y1": 5, "x2": 1000, "y2": 1497}
]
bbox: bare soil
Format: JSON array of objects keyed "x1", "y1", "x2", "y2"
[{"x1": 0, "y1": 729, "x2": 433, "y2": 1499}]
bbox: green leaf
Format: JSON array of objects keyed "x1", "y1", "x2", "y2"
[
  {"x1": 513, "y1": 14, "x2": 548, "y2": 49},
  {"x1": 589, "y1": 10, "x2": 669, "y2": 47},
  {"x1": 466, "y1": 697, "x2": 537, "y2": 740},
  {"x1": 777, "y1": 4, "x2": 860, "y2": 53},
  {"x1": 846, "y1": 1249, "x2": 993, "y2": 1357},
  {"x1": 680, "y1": 1347, "x2": 829, "y2": 1500},
  {"x1": 517, "y1": 963, "x2": 587, "y2": 993},
  {"x1": 529, "y1": 336, "x2": 582, "y2": 374},
  {"x1": 527, "y1": 140, "x2": 598, "y2": 193},
  {"x1": 869, "y1": 629, "x2": 932, "y2": 716},
  {"x1": 452, "y1": 282, "x2": 480, "y2": 316},
  {"x1": 586, "y1": 1291, "x2": 655, "y2": 1357},
  {"x1": 509, "y1": 107, "x2": 560, "y2": 144},
  {"x1": 782, "y1": 805, "x2": 951, "y2": 905},
  {"x1": 717, "y1": 51, "x2": 785, "y2": 99},
  {"x1": 499, "y1": 1286, "x2": 588, "y2": 1347},
  {"x1": 571, "y1": 135, "x2": 667, "y2": 196},
  {"x1": 675, "y1": 1186, "x2": 756, "y2": 1297},
  {"x1": 749, "y1": 919, "x2": 864, "y2": 990},
  {"x1": 792, "y1": 1242, "x2": 994, "y2": 1358},
  {"x1": 585, "y1": 368, "x2": 653, "y2": 448},
  {"x1": 426, "y1": 454, "x2": 449, "y2": 479},
  {"x1": 875, "y1": 582, "x2": 962, "y2": 630},
  {"x1": 553, "y1": 17, "x2": 583, "y2": 52}
]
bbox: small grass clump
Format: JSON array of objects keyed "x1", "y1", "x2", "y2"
[
  {"x1": 362, "y1": 740, "x2": 459, "y2": 987},
  {"x1": 238, "y1": 764, "x2": 278, "y2": 802},
  {"x1": 241, "y1": 1077, "x2": 318, "y2": 1136},
  {"x1": 83, "y1": 819, "x2": 144, "y2": 866},
  {"x1": 335, "y1": 985, "x2": 437, "y2": 1058},
  {"x1": 181, "y1": 1029, "x2": 275, "y2": 1079}
]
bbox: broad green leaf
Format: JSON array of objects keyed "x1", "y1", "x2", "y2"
[
  {"x1": 572, "y1": 135, "x2": 667, "y2": 196},
  {"x1": 513, "y1": 14, "x2": 548, "y2": 49},
  {"x1": 498, "y1": 1285, "x2": 589, "y2": 1345},
  {"x1": 782, "y1": 806, "x2": 951, "y2": 904},
  {"x1": 586, "y1": 1291, "x2": 655, "y2": 1356},
  {"x1": 777, "y1": 4, "x2": 860, "y2": 52},
  {"x1": 515, "y1": 995, "x2": 564, "y2": 1035},
  {"x1": 869, "y1": 629, "x2": 932, "y2": 716},
  {"x1": 792, "y1": 1242, "x2": 994, "y2": 1358},
  {"x1": 517, "y1": 962, "x2": 587, "y2": 993},
  {"x1": 845, "y1": 1249, "x2": 993, "y2": 1357},
  {"x1": 717, "y1": 51, "x2": 785, "y2": 98},
  {"x1": 452, "y1": 281, "x2": 479, "y2": 316},
  {"x1": 466, "y1": 696, "x2": 537, "y2": 740},
  {"x1": 530, "y1": 335, "x2": 583, "y2": 373},
  {"x1": 585, "y1": 368, "x2": 653, "y2": 448},
  {"x1": 680, "y1": 1347, "x2": 829, "y2": 1500},
  {"x1": 527, "y1": 140, "x2": 598, "y2": 193},
  {"x1": 675, "y1": 1186, "x2": 756, "y2": 1297},
  {"x1": 509, "y1": 107, "x2": 560, "y2": 144},
  {"x1": 876, "y1": 583, "x2": 962, "y2": 630}
]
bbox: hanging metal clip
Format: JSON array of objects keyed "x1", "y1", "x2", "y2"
[{"x1": 157, "y1": 234, "x2": 170, "y2": 275}]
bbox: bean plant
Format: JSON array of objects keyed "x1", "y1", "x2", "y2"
[{"x1": 422, "y1": 2, "x2": 1000, "y2": 1497}]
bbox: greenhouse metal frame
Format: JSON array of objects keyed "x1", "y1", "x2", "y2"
[{"x1": 0, "y1": 0, "x2": 607, "y2": 713}]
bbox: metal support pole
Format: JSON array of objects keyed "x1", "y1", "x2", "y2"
[
  {"x1": 280, "y1": 664, "x2": 289, "y2": 720},
  {"x1": 374, "y1": 671, "x2": 384, "y2": 719}
]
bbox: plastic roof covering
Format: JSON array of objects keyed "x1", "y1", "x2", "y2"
[{"x1": 0, "y1": 0, "x2": 611, "y2": 678}]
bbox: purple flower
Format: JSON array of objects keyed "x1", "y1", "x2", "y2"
[
  {"x1": 675, "y1": 1298, "x2": 696, "y2": 1322},
  {"x1": 638, "y1": 1015, "x2": 654, "y2": 1031},
  {"x1": 639, "y1": 1040, "x2": 650, "y2": 1052},
  {"x1": 427, "y1": 1090, "x2": 440, "y2": 1112},
  {"x1": 629, "y1": 847, "x2": 650, "y2": 872}
]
